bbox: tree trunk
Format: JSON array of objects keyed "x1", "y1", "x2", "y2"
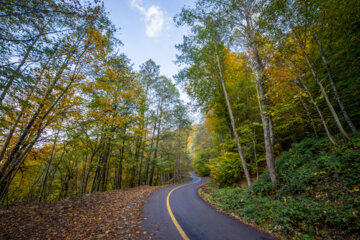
[
  {"x1": 117, "y1": 137, "x2": 126, "y2": 189},
  {"x1": 131, "y1": 137, "x2": 142, "y2": 188},
  {"x1": 81, "y1": 146, "x2": 98, "y2": 193},
  {"x1": 0, "y1": 53, "x2": 76, "y2": 186},
  {"x1": 292, "y1": 28, "x2": 350, "y2": 140},
  {"x1": 0, "y1": 65, "x2": 45, "y2": 164},
  {"x1": 101, "y1": 142, "x2": 111, "y2": 191},
  {"x1": 314, "y1": 32, "x2": 356, "y2": 132},
  {"x1": 38, "y1": 132, "x2": 59, "y2": 202},
  {"x1": 137, "y1": 145, "x2": 145, "y2": 186},
  {"x1": 298, "y1": 90, "x2": 319, "y2": 137},
  {"x1": 214, "y1": 50, "x2": 251, "y2": 187},
  {"x1": 146, "y1": 102, "x2": 160, "y2": 185},
  {"x1": 242, "y1": 4, "x2": 276, "y2": 188},
  {"x1": 149, "y1": 101, "x2": 163, "y2": 186},
  {"x1": 294, "y1": 79, "x2": 336, "y2": 145},
  {"x1": 251, "y1": 126, "x2": 259, "y2": 180},
  {"x1": 0, "y1": 35, "x2": 40, "y2": 106},
  {"x1": 256, "y1": 73, "x2": 276, "y2": 188},
  {"x1": 90, "y1": 139, "x2": 104, "y2": 193}
]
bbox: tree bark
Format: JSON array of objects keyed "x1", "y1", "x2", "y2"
[
  {"x1": 292, "y1": 28, "x2": 350, "y2": 140},
  {"x1": 251, "y1": 126, "x2": 259, "y2": 180},
  {"x1": 314, "y1": 32, "x2": 356, "y2": 132},
  {"x1": 294, "y1": 78, "x2": 336, "y2": 145},
  {"x1": 38, "y1": 132, "x2": 59, "y2": 202},
  {"x1": 298, "y1": 90, "x2": 319, "y2": 137},
  {"x1": 214, "y1": 49, "x2": 251, "y2": 187},
  {"x1": 149, "y1": 102, "x2": 163, "y2": 186},
  {"x1": 131, "y1": 137, "x2": 142, "y2": 188},
  {"x1": 90, "y1": 138, "x2": 105, "y2": 193},
  {"x1": 145, "y1": 103, "x2": 160, "y2": 185},
  {"x1": 0, "y1": 35, "x2": 40, "y2": 106},
  {"x1": 0, "y1": 53, "x2": 73, "y2": 180},
  {"x1": 242, "y1": 3, "x2": 276, "y2": 188},
  {"x1": 137, "y1": 143, "x2": 145, "y2": 186},
  {"x1": 117, "y1": 136, "x2": 126, "y2": 189}
]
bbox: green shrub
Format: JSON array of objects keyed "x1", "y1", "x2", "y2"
[
  {"x1": 204, "y1": 136, "x2": 360, "y2": 239},
  {"x1": 192, "y1": 149, "x2": 211, "y2": 176}
]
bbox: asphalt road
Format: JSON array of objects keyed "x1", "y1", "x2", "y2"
[{"x1": 142, "y1": 172, "x2": 277, "y2": 240}]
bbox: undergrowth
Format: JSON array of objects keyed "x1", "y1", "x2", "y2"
[{"x1": 202, "y1": 136, "x2": 360, "y2": 239}]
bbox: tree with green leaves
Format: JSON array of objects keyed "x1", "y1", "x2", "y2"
[
  {"x1": 175, "y1": 13, "x2": 252, "y2": 186},
  {"x1": 176, "y1": 0, "x2": 278, "y2": 188}
]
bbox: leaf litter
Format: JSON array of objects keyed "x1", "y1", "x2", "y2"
[{"x1": 0, "y1": 186, "x2": 163, "y2": 239}]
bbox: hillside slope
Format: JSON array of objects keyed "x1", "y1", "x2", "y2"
[{"x1": 200, "y1": 137, "x2": 360, "y2": 239}]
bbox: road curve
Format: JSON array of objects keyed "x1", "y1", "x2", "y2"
[{"x1": 142, "y1": 172, "x2": 277, "y2": 240}]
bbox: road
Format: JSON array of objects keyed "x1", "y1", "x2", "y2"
[{"x1": 142, "y1": 172, "x2": 276, "y2": 240}]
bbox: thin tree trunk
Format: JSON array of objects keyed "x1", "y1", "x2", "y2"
[
  {"x1": 314, "y1": 32, "x2": 356, "y2": 132},
  {"x1": 0, "y1": 65, "x2": 45, "y2": 163},
  {"x1": 0, "y1": 117, "x2": 53, "y2": 199},
  {"x1": 0, "y1": 35, "x2": 40, "y2": 106},
  {"x1": 251, "y1": 126, "x2": 259, "y2": 180},
  {"x1": 0, "y1": 62, "x2": 83, "y2": 194},
  {"x1": 149, "y1": 103, "x2": 163, "y2": 186},
  {"x1": 44, "y1": 146, "x2": 66, "y2": 201},
  {"x1": 137, "y1": 144, "x2": 145, "y2": 186},
  {"x1": 298, "y1": 91, "x2": 319, "y2": 137},
  {"x1": 146, "y1": 104, "x2": 160, "y2": 185},
  {"x1": 269, "y1": 116, "x2": 274, "y2": 147},
  {"x1": 38, "y1": 132, "x2": 59, "y2": 202},
  {"x1": 82, "y1": 148, "x2": 98, "y2": 193},
  {"x1": 0, "y1": 53, "x2": 74, "y2": 180},
  {"x1": 90, "y1": 141, "x2": 103, "y2": 193},
  {"x1": 243, "y1": 4, "x2": 276, "y2": 188},
  {"x1": 295, "y1": 78, "x2": 336, "y2": 145},
  {"x1": 101, "y1": 142, "x2": 111, "y2": 191},
  {"x1": 80, "y1": 154, "x2": 88, "y2": 193},
  {"x1": 131, "y1": 137, "x2": 142, "y2": 188},
  {"x1": 214, "y1": 50, "x2": 251, "y2": 187},
  {"x1": 44, "y1": 162, "x2": 59, "y2": 201},
  {"x1": 292, "y1": 28, "x2": 350, "y2": 140},
  {"x1": 117, "y1": 137, "x2": 126, "y2": 189}
]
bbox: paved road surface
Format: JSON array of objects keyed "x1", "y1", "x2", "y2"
[{"x1": 143, "y1": 172, "x2": 276, "y2": 240}]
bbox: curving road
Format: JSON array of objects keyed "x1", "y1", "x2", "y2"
[{"x1": 142, "y1": 172, "x2": 276, "y2": 240}]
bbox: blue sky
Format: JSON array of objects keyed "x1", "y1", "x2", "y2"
[
  {"x1": 103, "y1": 0, "x2": 202, "y2": 122},
  {"x1": 104, "y1": 0, "x2": 193, "y2": 78}
]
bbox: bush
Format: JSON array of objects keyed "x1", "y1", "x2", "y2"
[
  {"x1": 192, "y1": 149, "x2": 211, "y2": 176},
  {"x1": 204, "y1": 136, "x2": 360, "y2": 239}
]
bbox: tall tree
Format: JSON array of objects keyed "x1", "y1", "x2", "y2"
[{"x1": 175, "y1": 13, "x2": 252, "y2": 186}]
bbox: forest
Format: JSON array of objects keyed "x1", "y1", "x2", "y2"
[
  {"x1": 1, "y1": 0, "x2": 360, "y2": 239},
  {"x1": 0, "y1": 0, "x2": 191, "y2": 204},
  {"x1": 177, "y1": 0, "x2": 360, "y2": 239}
]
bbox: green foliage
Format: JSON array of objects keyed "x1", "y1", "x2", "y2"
[
  {"x1": 192, "y1": 149, "x2": 211, "y2": 177},
  {"x1": 205, "y1": 136, "x2": 360, "y2": 239},
  {"x1": 209, "y1": 151, "x2": 243, "y2": 186},
  {"x1": 189, "y1": 125, "x2": 213, "y2": 177},
  {"x1": 183, "y1": 0, "x2": 360, "y2": 238},
  {"x1": 0, "y1": 1, "x2": 192, "y2": 204}
]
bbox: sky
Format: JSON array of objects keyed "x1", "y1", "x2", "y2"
[
  {"x1": 103, "y1": 0, "x2": 193, "y2": 79},
  {"x1": 103, "y1": 0, "x2": 201, "y2": 122}
]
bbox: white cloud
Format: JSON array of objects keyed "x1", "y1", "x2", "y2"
[
  {"x1": 145, "y1": 6, "x2": 164, "y2": 37},
  {"x1": 129, "y1": 0, "x2": 164, "y2": 38},
  {"x1": 129, "y1": 0, "x2": 146, "y2": 14}
]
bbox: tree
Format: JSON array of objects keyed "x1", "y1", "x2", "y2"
[{"x1": 175, "y1": 13, "x2": 252, "y2": 187}]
